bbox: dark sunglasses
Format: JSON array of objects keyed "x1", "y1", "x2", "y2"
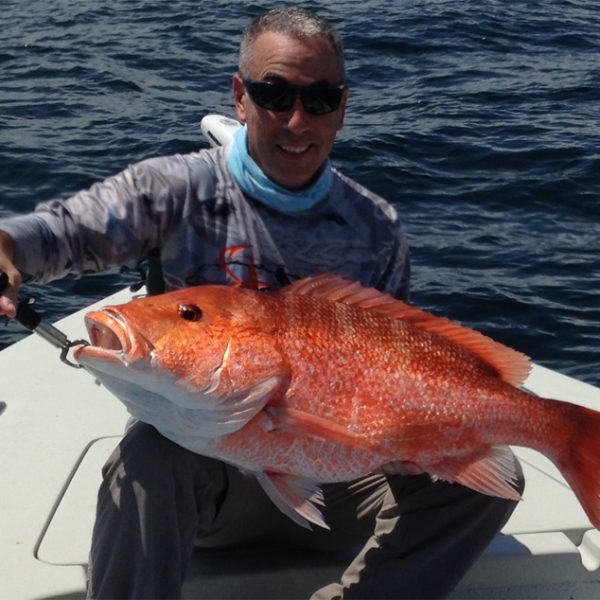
[{"x1": 243, "y1": 77, "x2": 346, "y2": 116}]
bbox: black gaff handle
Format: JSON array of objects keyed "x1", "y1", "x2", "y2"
[
  {"x1": 0, "y1": 270, "x2": 88, "y2": 367},
  {"x1": 0, "y1": 270, "x2": 42, "y2": 331}
]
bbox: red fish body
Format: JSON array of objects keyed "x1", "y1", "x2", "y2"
[{"x1": 74, "y1": 275, "x2": 600, "y2": 529}]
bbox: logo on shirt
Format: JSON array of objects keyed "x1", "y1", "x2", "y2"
[{"x1": 220, "y1": 245, "x2": 270, "y2": 290}]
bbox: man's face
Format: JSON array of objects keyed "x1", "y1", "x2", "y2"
[{"x1": 233, "y1": 31, "x2": 347, "y2": 190}]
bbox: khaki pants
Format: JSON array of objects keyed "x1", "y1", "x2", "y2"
[{"x1": 88, "y1": 421, "x2": 522, "y2": 599}]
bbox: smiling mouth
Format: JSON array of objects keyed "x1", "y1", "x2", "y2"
[{"x1": 279, "y1": 144, "x2": 309, "y2": 155}]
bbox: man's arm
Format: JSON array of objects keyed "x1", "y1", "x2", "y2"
[{"x1": 0, "y1": 153, "x2": 206, "y2": 287}]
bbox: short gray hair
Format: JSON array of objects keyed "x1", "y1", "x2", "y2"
[{"x1": 239, "y1": 7, "x2": 345, "y2": 81}]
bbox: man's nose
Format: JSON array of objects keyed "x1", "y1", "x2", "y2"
[{"x1": 285, "y1": 98, "x2": 311, "y2": 132}]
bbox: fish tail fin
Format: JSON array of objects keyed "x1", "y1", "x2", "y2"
[{"x1": 555, "y1": 403, "x2": 600, "y2": 530}]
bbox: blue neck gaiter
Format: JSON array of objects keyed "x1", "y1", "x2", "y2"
[{"x1": 226, "y1": 125, "x2": 332, "y2": 214}]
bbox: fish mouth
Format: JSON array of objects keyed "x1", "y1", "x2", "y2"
[{"x1": 74, "y1": 308, "x2": 153, "y2": 366}]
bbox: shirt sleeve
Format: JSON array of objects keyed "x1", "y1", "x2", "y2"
[{"x1": 0, "y1": 153, "x2": 206, "y2": 283}]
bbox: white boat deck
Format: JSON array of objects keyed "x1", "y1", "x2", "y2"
[{"x1": 1, "y1": 288, "x2": 600, "y2": 599}]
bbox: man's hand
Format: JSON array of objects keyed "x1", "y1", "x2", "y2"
[{"x1": 0, "y1": 230, "x2": 21, "y2": 318}]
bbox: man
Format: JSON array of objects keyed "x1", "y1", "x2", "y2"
[{"x1": 0, "y1": 7, "x2": 521, "y2": 599}]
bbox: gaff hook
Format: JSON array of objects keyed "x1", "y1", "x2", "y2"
[{"x1": 0, "y1": 272, "x2": 89, "y2": 369}]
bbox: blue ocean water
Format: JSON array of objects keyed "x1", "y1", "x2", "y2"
[{"x1": 0, "y1": 0, "x2": 598, "y2": 386}]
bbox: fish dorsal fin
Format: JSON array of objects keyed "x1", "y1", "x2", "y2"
[{"x1": 284, "y1": 274, "x2": 531, "y2": 387}]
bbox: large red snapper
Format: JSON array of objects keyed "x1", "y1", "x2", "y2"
[{"x1": 74, "y1": 275, "x2": 600, "y2": 530}]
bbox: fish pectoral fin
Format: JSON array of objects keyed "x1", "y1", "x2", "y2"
[
  {"x1": 265, "y1": 406, "x2": 375, "y2": 450},
  {"x1": 255, "y1": 471, "x2": 329, "y2": 530},
  {"x1": 213, "y1": 375, "x2": 283, "y2": 428},
  {"x1": 429, "y1": 446, "x2": 522, "y2": 501},
  {"x1": 178, "y1": 374, "x2": 284, "y2": 439}
]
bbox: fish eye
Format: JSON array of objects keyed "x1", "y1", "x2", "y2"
[{"x1": 178, "y1": 303, "x2": 203, "y2": 322}]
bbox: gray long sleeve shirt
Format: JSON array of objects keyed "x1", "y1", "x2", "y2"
[{"x1": 0, "y1": 146, "x2": 410, "y2": 298}]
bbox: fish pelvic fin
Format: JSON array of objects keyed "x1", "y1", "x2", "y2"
[
  {"x1": 255, "y1": 471, "x2": 329, "y2": 530},
  {"x1": 284, "y1": 274, "x2": 531, "y2": 387},
  {"x1": 427, "y1": 445, "x2": 522, "y2": 501},
  {"x1": 555, "y1": 403, "x2": 600, "y2": 530}
]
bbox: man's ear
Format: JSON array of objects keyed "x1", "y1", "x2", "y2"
[
  {"x1": 336, "y1": 86, "x2": 349, "y2": 131},
  {"x1": 233, "y1": 73, "x2": 247, "y2": 124}
]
